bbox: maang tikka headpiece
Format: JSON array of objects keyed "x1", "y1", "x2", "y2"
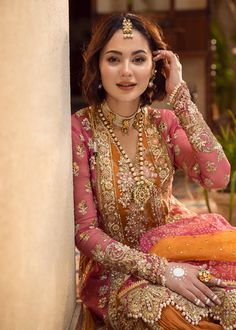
[{"x1": 122, "y1": 17, "x2": 133, "y2": 39}]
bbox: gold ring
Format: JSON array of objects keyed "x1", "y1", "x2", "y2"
[{"x1": 198, "y1": 269, "x2": 212, "y2": 283}]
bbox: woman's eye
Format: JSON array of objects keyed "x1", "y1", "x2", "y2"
[
  {"x1": 107, "y1": 56, "x2": 119, "y2": 63},
  {"x1": 133, "y1": 57, "x2": 146, "y2": 63}
]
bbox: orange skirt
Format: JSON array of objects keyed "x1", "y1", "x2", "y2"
[
  {"x1": 79, "y1": 304, "x2": 222, "y2": 329},
  {"x1": 80, "y1": 215, "x2": 236, "y2": 329}
]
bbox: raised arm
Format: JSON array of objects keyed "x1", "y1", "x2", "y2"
[
  {"x1": 71, "y1": 112, "x2": 167, "y2": 284},
  {"x1": 153, "y1": 50, "x2": 230, "y2": 190},
  {"x1": 167, "y1": 82, "x2": 230, "y2": 189}
]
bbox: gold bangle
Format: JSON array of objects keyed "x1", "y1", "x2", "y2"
[
  {"x1": 168, "y1": 81, "x2": 184, "y2": 105},
  {"x1": 159, "y1": 274, "x2": 167, "y2": 287}
]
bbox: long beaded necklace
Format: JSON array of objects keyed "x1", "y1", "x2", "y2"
[{"x1": 98, "y1": 104, "x2": 153, "y2": 211}]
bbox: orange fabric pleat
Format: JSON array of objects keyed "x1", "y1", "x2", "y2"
[
  {"x1": 149, "y1": 230, "x2": 236, "y2": 261},
  {"x1": 158, "y1": 305, "x2": 222, "y2": 329},
  {"x1": 79, "y1": 305, "x2": 223, "y2": 330}
]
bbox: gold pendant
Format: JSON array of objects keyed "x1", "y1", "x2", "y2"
[
  {"x1": 133, "y1": 182, "x2": 151, "y2": 210},
  {"x1": 121, "y1": 119, "x2": 130, "y2": 135}
]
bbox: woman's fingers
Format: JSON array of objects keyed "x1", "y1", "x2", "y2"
[
  {"x1": 190, "y1": 282, "x2": 220, "y2": 307},
  {"x1": 153, "y1": 50, "x2": 180, "y2": 66},
  {"x1": 199, "y1": 263, "x2": 208, "y2": 269},
  {"x1": 162, "y1": 62, "x2": 170, "y2": 78},
  {"x1": 208, "y1": 276, "x2": 227, "y2": 288},
  {"x1": 152, "y1": 50, "x2": 183, "y2": 94},
  {"x1": 188, "y1": 285, "x2": 215, "y2": 307},
  {"x1": 194, "y1": 274, "x2": 222, "y2": 305},
  {"x1": 182, "y1": 289, "x2": 205, "y2": 308}
]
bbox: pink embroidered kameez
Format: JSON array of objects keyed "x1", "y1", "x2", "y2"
[{"x1": 71, "y1": 85, "x2": 235, "y2": 329}]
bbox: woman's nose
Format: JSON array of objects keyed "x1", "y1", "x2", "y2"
[{"x1": 120, "y1": 61, "x2": 132, "y2": 77}]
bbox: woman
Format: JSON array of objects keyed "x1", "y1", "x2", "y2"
[{"x1": 71, "y1": 13, "x2": 236, "y2": 329}]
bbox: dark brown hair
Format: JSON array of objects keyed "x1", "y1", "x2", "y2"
[{"x1": 82, "y1": 13, "x2": 168, "y2": 106}]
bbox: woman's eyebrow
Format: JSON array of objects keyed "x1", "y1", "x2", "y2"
[{"x1": 104, "y1": 50, "x2": 147, "y2": 55}]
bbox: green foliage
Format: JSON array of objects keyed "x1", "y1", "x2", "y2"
[
  {"x1": 216, "y1": 110, "x2": 236, "y2": 222},
  {"x1": 217, "y1": 110, "x2": 236, "y2": 179},
  {"x1": 204, "y1": 110, "x2": 236, "y2": 222},
  {"x1": 211, "y1": 20, "x2": 235, "y2": 112}
]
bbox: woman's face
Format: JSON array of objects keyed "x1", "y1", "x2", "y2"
[{"x1": 99, "y1": 29, "x2": 154, "y2": 104}]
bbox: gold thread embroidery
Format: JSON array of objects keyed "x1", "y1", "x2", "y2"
[
  {"x1": 79, "y1": 232, "x2": 90, "y2": 241},
  {"x1": 94, "y1": 110, "x2": 125, "y2": 242},
  {"x1": 205, "y1": 161, "x2": 217, "y2": 172},
  {"x1": 112, "y1": 284, "x2": 236, "y2": 329},
  {"x1": 170, "y1": 82, "x2": 226, "y2": 162},
  {"x1": 77, "y1": 200, "x2": 88, "y2": 215},
  {"x1": 73, "y1": 161, "x2": 79, "y2": 176},
  {"x1": 76, "y1": 143, "x2": 85, "y2": 158}
]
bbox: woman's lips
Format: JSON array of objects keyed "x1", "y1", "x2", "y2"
[{"x1": 116, "y1": 83, "x2": 137, "y2": 90}]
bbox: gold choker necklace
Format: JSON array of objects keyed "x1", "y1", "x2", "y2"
[
  {"x1": 101, "y1": 101, "x2": 142, "y2": 134},
  {"x1": 98, "y1": 104, "x2": 152, "y2": 210}
]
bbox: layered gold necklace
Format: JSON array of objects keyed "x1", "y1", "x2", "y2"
[
  {"x1": 98, "y1": 102, "x2": 153, "y2": 210},
  {"x1": 101, "y1": 100, "x2": 142, "y2": 134}
]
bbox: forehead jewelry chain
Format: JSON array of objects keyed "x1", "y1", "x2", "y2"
[
  {"x1": 98, "y1": 105, "x2": 152, "y2": 210},
  {"x1": 122, "y1": 17, "x2": 133, "y2": 39}
]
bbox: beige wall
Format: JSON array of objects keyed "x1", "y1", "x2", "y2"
[
  {"x1": 0, "y1": 1, "x2": 75, "y2": 329},
  {"x1": 182, "y1": 57, "x2": 206, "y2": 117}
]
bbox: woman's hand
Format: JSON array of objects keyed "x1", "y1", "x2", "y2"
[
  {"x1": 153, "y1": 50, "x2": 183, "y2": 95},
  {"x1": 164, "y1": 262, "x2": 226, "y2": 308}
]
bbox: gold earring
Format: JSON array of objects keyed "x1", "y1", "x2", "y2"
[{"x1": 148, "y1": 70, "x2": 157, "y2": 88}]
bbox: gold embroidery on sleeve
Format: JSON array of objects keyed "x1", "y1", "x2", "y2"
[
  {"x1": 193, "y1": 163, "x2": 200, "y2": 174},
  {"x1": 170, "y1": 82, "x2": 226, "y2": 161},
  {"x1": 79, "y1": 133, "x2": 85, "y2": 142},
  {"x1": 91, "y1": 241, "x2": 167, "y2": 283},
  {"x1": 77, "y1": 200, "x2": 88, "y2": 215},
  {"x1": 76, "y1": 144, "x2": 85, "y2": 158},
  {"x1": 79, "y1": 232, "x2": 90, "y2": 241},
  {"x1": 85, "y1": 181, "x2": 92, "y2": 192},
  {"x1": 73, "y1": 161, "x2": 79, "y2": 176},
  {"x1": 203, "y1": 178, "x2": 213, "y2": 188},
  {"x1": 205, "y1": 161, "x2": 216, "y2": 172}
]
